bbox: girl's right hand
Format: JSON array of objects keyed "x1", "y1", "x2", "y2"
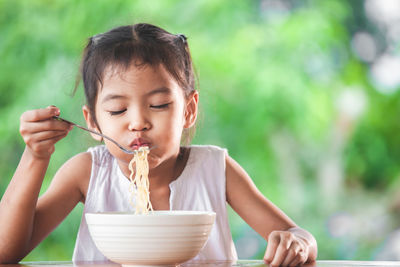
[{"x1": 19, "y1": 106, "x2": 72, "y2": 160}]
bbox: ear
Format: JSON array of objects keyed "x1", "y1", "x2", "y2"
[
  {"x1": 184, "y1": 90, "x2": 199, "y2": 129},
  {"x1": 82, "y1": 105, "x2": 102, "y2": 142}
]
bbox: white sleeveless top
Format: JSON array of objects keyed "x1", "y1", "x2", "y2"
[{"x1": 72, "y1": 145, "x2": 237, "y2": 262}]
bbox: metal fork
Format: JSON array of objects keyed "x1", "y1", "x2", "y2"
[{"x1": 53, "y1": 116, "x2": 154, "y2": 155}]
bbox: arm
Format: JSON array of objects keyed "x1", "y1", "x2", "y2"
[
  {"x1": 0, "y1": 107, "x2": 90, "y2": 263},
  {"x1": 28, "y1": 151, "x2": 91, "y2": 252},
  {"x1": 225, "y1": 155, "x2": 317, "y2": 266}
]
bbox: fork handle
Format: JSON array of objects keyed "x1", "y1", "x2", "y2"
[
  {"x1": 53, "y1": 116, "x2": 134, "y2": 154},
  {"x1": 53, "y1": 116, "x2": 103, "y2": 138}
]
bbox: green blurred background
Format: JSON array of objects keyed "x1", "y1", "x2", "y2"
[{"x1": 1, "y1": 0, "x2": 400, "y2": 261}]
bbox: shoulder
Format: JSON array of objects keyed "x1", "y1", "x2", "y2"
[
  {"x1": 189, "y1": 144, "x2": 226, "y2": 152},
  {"x1": 225, "y1": 152, "x2": 261, "y2": 204},
  {"x1": 188, "y1": 145, "x2": 245, "y2": 173},
  {"x1": 188, "y1": 145, "x2": 227, "y2": 159},
  {"x1": 185, "y1": 145, "x2": 226, "y2": 171},
  {"x1": 87, "y1": 145, "x2": 114, "y2": 167},
  {"x1": 61, "y1": 151, "x2": 92, "y2": 171},
  {"x1": 225, "y1": 153, "x2": 243, "y2": 181}
]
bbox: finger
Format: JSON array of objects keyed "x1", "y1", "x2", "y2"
[
  {"x1": 288, "y1": 250, "x2": 307, "y2": 267},
  {"x1": 46, "y1": 131, "x2": 70, "y2": 144},
  {"x1": 270, "y1": 240, "x2": 292, "y2": 266},
  {"x1": 35, "y1": 131, "x2": 69, "y2": 148},
  {"x1": 21, "y1": 119, "x2": 72, "y2": 135},
  {"x1": 23, "y1": 129, "x2": 69, "y2": 143},
  {"x1": 264, "y1": 233, "x2": 280, "y2": 263},
  {"x1": 20, "y1": 117, "x2": 73, "y2": 137},
  {"x1": 28, "y1": 132, "x2": 69, "y2": 156},
  {"x1": 23, "y1": 130, "x2": 70, "y2": 150},
  {"x1": 282, "y1": 242, "x2": 300, "y2": 266},
  {"x1": 21, "y1": 106, "x2": 60, "y2": 123}
]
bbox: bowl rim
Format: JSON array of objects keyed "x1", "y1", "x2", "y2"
[
  {"x1": 86, "y1": 210, "x2": 216, "y2": 216},
  {"x1": 85, "y1": 210, "x2": 217, "y2": 226}
]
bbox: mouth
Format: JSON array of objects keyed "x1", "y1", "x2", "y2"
[{"x1": 129, "y1": 138, "x2": 151, "y2": 151}]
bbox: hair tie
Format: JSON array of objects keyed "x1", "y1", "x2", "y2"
[{"x1": 176, "y1": 34, "x2": 187, "y2": 44}]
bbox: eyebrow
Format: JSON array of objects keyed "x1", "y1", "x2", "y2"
[
  {"x1": 101, "y1": 87, "x2": 172, "y2": 104},
  {"x1": 101, "y1": 94, "x2": 127, "y2": 104},
  {"x1": 146, "y1": 87, "x2": 172, "y2": 96}
]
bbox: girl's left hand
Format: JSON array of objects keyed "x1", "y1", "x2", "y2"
[{"x1": 264, "y1": 230, "x2": 309, "y2": 266}]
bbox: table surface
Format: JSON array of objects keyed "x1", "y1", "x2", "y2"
[{"x1": 1, "y1": 260, "x2": 400, "y2": 267}]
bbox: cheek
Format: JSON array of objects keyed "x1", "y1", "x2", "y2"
[
  {"x1": 166, "y1": 107, "x2": 185, "y2": 129},
  {"x1": 154, "y1": 109, "x2": 185, "y2": 143},
  {"x1": 95, "y1": 114, "x2": 125, "y2": 140},
  {"x1": 156, "y1": 114, "x2": 182, "y2": 137}
]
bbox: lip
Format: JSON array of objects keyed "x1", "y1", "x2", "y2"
[{"x1": 129, "y1": 138, "x2": 151, "y2": 151}]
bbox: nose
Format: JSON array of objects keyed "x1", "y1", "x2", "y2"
[{"x1": 127, "y1": 110, "x2": 151, "y2": 132}]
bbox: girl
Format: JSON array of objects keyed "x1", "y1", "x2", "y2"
[{"x1": 0, "y1": 23, "x2": 317, "y2": 266}]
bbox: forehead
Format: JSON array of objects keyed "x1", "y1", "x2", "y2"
[{"x1": 100, "y1": 63, "x2": 182, "y2": 96}]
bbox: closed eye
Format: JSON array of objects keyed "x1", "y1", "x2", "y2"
[
  {"x1": 108, "y1": 109, "x2": 127, "y2": 116},
  {"x1": 150, "y1": 103, "x2": 171, "y2": 109}
]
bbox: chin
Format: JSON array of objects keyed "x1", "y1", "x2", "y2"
[{"x1": 146, "y1": 153, "x2": 160, "y2": 169}]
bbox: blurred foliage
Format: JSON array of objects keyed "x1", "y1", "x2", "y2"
[{"x1": 1, "y1": 0, "x2": 400, "y2": 262}]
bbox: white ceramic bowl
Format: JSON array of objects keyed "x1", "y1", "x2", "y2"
[{"x1": 85, "y1": 211, "x2": 216, "y2": 266}]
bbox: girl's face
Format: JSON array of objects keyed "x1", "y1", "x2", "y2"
[{"x1": 83, "y1": 64, "x2": 198, "y2": 175}]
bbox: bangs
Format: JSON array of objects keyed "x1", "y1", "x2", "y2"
[{"x1": 83, "y1": 25, "x2": 189, "y2": 98}]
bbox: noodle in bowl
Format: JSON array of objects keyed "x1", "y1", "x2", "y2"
[{"x1": 85, "y1": 210, "x2": 216, "y2": 267}]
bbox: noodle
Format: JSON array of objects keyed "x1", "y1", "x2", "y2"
[{"x1": 128, "y1": 146, "x2": 153, "y2": 214}]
